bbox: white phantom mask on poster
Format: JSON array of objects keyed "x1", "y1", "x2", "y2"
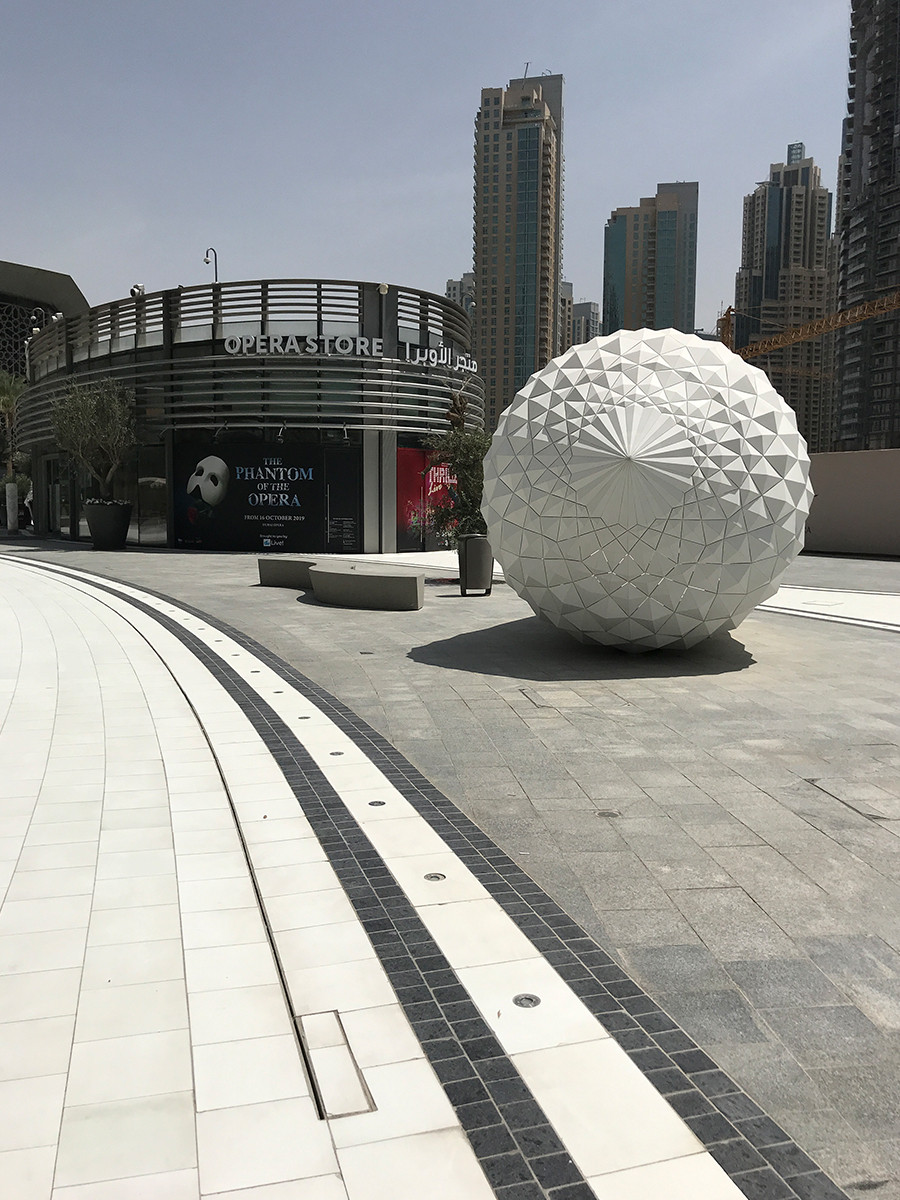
[{"x1": 188, "y1": 455, "x2": 230, "y2": 507}]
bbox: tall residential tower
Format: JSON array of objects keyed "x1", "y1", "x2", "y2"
[
  {"x1": 572, "y1": 299, "x2": 601, "y2": 345},
  {"x1": 734, "y1": 144, "x2": 835, "y2": 453},
  {"x1": 473, "y1": 74, "x2": 564, "y2": 430},
  {"x1": 602, "y1": 182, "x2": 698, "y2": 336},
  {"x1": 835, "y1": 0, "x2": 900, "y2": 449}
]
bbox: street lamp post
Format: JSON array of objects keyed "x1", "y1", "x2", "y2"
[{"x1": 204, "y1": 247, "x2": 218, "y2": 283}]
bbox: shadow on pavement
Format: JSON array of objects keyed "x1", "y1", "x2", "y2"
[
  {"x1": 0, "y1": 539, "x2": 173, "y2": 554},
  {"x1": 408, "y1": 615, "x2": 755, "y2": 680}
]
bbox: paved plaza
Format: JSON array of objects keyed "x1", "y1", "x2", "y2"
[{"x1": 0, "y1": 540, "x2": 898, "y2": 1199}]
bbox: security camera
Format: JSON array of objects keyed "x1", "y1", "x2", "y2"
[
  {"x1": 204, "y1": 256, "x2": 210, "y2": 265},
  {"x1": 130, "y1": 284, "x2": 145, "y2": 298}
]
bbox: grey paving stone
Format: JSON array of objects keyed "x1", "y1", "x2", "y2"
[
  {"x1": 620, "y1": 944, "x2": 736, "y2": 994},
  {"x1": 525, "y1": 793, "x2": 609, "y2": 814},
  {"x1": 600, "y1": 908, "x2": 703, "y2": 948},
  {"x1": 466, "y1": 796, "x2": 538, "y2": 822},
  {"x1": 709, "y1": 1043, "x2": 826, "y2": 1113},
  {"x1": 685, "y1": 822, "x2": 765, "y2": 848},
  {"x1": 589, "y1": 796, "x2": 666, "y2": 819},
  {"x1": 724, "y1": 959, "x2": 847, "y2": 1009},
  {"x1": 567, "y1": 851, "x2": 676, "y2": 911},
  {"x1": 627, "y1": 849, "x2": 734, "y2": 892},
  {"x1": 815, "y1": 1153, "x2": 900, "y2": 1200},
  {"x1": 763, "y1": 1107, "x2": 859, "y2": 1157},
  {"x1": 539, "y1": 811, "x2": 629, "y2": 852},
  {"x1": 459, "y1": 775, "x2": 529, "y2": 801},
  {"x1": 669, "y1": 887, "x2": 799, "y2": 959},
  {"x1": 642, "y1": 784, "x2": 716, "y2": 806},
  {"x1": 835, "y1": 975, "x2": 900, "y2": 1031},
  {"x1": 759, "y1": 1004, "x2": 891, "y2": 1067},
  {"x1": 707, "y1": 846, "x2": 864, "y2": 939},
  {"x1": 655, "y1": 989, "x2": 771, "y2": 1046},
  {"x1": 806, "y1": 1060, "x2": 900, "y2": 1140},
  {"x1": 558, "y1": 773, "x2": 645, "y2": 801},
  {"x1": 612, "y1": 816, "x2": 686, "y2": 839},
  {"x1": 512, "y1": 776, "x2": 591, "y2": 801},
  {"x1": 663, "y1": 803, "x2": 740, "y2": 824},
  {"x1": 800, "y1": 934, "x2": 900, "y2": 981}
]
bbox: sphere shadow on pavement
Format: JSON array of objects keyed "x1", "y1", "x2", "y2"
[{"x1": 407, "y1": 614, "x2": 755, "y2": 681}]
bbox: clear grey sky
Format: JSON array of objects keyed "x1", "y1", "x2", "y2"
[{"x1": 3, "y1": 0, "x2": 849, "y2": 332}]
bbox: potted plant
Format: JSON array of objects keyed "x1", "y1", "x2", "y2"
[
  {"x1": 0, "y1": 370, "x2": 27, "y2": 537},
  {"x1": 52, "y1": 379, "x2": 137, "y2": 549},
  {"x1": 423, "y1": 385, "x2": 494, "y2": 595}
]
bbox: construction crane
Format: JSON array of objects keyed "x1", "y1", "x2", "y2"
[{"x1": 717, "y1": 290, "x2": 900, "y2": 358}]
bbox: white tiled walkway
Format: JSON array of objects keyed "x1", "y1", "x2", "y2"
[{"x1": 0, "y1": 558, "x2": 752, "y2": 1199}]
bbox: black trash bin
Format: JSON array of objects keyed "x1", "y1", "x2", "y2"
[{"x1": 458, "y1": 533, "x2": 493, "y2": 596}]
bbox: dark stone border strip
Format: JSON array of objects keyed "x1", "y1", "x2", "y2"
[{"x1": 19, "y1": 561, "x2": 850, "y2": 1200}]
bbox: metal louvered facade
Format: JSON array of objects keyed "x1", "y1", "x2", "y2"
[{"x1": 18, "y1": 279, "x2": 483, "y2": 552}]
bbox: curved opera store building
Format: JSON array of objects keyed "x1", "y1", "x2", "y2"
[{"x1": 18, "y1": 278, "x2": 484, "y2": 553}]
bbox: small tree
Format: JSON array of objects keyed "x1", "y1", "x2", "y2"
[
  {"x1": 422, "y1": 382, "x2": 493, "y2": 546},
  {"x1": 0, "y1": 370, "x2": 27, "y2": 533},
  {"x1": 52, "y1": 379, "x2": 136, "y2": 500},
  {"x1": 0, "y1": 371, "x2": 26, "y2": 474}
]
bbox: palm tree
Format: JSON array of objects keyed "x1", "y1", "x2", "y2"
[{"x1": 0, "y1": 370, "x2": 27, "y2": 536}]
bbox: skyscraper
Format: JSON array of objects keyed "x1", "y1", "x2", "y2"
[
  {"x1": 602, "y1": 182, "x2": 698, "y2": 336},
  {"x1": 445, "y1": 273, "x2": 475, "y2": 320},
  {"x1": 473, "y1": 74, "x2": 564, "y2": 430},
  {"x1": 836, "y1": 0, "x2": 900, "y2": 449},
  {"x1": 734, "y1": 144, "x2": 835, "y2": 453},
  {"x1": 572, "y1": 299, "x2": 601, "y2": 346},
  {"x1": 559, "y1": 281, "x2": 574, "y2": 355}
]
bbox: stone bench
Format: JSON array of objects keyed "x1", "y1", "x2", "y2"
[
  {"x1": 308, "y1": 562, "x2": 424, "y2": 611},
  {"x1": 257, "y1": 558, "x2": 318, "y2": 590}
]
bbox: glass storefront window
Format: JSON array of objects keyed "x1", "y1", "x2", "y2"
[{"x1": 136, "y1": 444, "x2": 167, "y2": 545}]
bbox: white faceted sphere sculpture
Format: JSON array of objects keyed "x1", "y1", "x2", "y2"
[{"x1": 481, "y1": 329, "x2": 813, "y2": 651}]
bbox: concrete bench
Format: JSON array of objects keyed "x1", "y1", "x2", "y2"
[
  {"x1": 257, "y1": 558, "x2": 318, "y2": 589},
  {"x1": 309, "y1": 562, "x2": 424, "y2": 611}
]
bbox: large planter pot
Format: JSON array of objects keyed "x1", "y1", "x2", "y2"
[
  {"x1": 458, "y1": 533, "x2": 493, "y2": 596},
  {"x1": 84, "y1": 502, "x2": 132, "y2": 550}
]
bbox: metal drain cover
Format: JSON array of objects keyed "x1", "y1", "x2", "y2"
[
  {"x1": 513, "y1": 993, "x2": 541, "y2": 1008},
  {"x1": 424, "y1": 872, "x2": 446, "y2": 882}
]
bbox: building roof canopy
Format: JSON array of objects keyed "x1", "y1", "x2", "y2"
[{"x1": 0, "y1": 260, "x2": 89, "y2": 315}]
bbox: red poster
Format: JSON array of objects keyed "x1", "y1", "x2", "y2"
[
  {"x1": 396, "y1": 449, "x2": 457, "y2": 550},
  {"x1": 396, "y1": 448, "x2": 427, "y2": 551}
]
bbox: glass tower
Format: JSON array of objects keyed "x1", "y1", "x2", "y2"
[
  {"x1": 473, "y1": 75, "x2": 564, "y2": 431},
  {"x1": 602, "y1": 183, "x2": 698, "y2": 337}
]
